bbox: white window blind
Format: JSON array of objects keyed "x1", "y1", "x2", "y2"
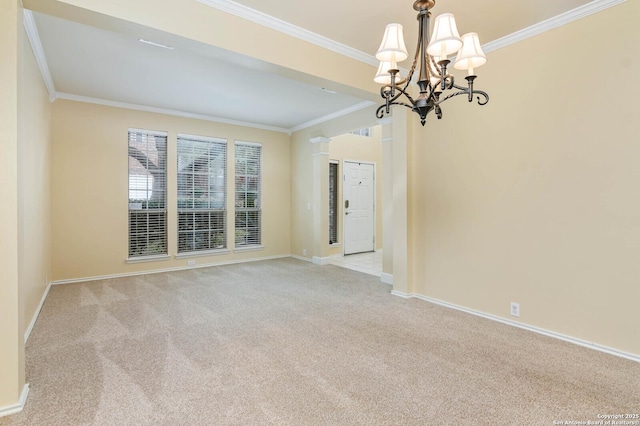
[
  {"x1": 235, "y1": 142, "x2": 261, "y2": 247},
  {"x1": 329, "y1": 161, "x2": 339, "y2": 244},
  {"x1": 177, "y1": 134, "x2": 227, "y2": 253},
  {"x1": 128, "y1": 129, "x2": 168, "y2": 257}
]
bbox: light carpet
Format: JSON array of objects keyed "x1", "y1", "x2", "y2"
[{"x1": 2, "y1": 258, "x2": 638, "y2": 425}]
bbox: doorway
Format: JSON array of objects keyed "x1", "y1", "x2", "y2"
[{"x1": 343, "y1": 161, "x2": 375, "y2": 255}]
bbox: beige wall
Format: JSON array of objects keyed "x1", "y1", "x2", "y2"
[
  {"x1": 1, "y1": 1, "x2": 51, "y2": 412},
  {"x1": 50, "y1": 100, "x2": 291, "y2": 281},
  {"x1": 0, "y1": 0, "x2": 24, "y2": 410},
  {"x1": 290, "y1": 107, "x2": 379, "y2": 260},
  {"x1": 19, "y1": 21, "x2": 52, "y2": 342},
  {"x1": 408, "y1": 1, "x2": 640, "y2": 356},
  {"x1": 328, "y1": 127, "x2": 383, "y2": 256}
]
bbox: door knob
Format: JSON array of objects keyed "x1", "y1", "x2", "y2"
[{"x1": 345, "y1": 212, "x2": 351, "y2": 215}]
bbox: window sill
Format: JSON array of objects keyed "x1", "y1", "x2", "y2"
[
  {"x1": 233, "y1": 245, "x2": 264, "y2": 253},
  {"x1": 329, "y1": 243, "x2": 341, "y2": 247},
  {"x1": 175, "y1": 249, "x2": 230, "y2": 259},
  {"x1": 126, "y1": 254, "x2": 171, "y2": 264}
]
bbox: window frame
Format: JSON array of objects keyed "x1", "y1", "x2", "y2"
[
  {"x1": 234, "y1": 141, "x2": 262, "y2": 250},
  {"x1": 176, "y1": 133, "x2": 228, "y2": 257},
  {"x1": 350, "y1": 127, "x2": 371, "y2": 137},
  {"x1": 329, "y1": 160, "x2": 340, "y2": 246},
  {"x1": 127, "y1": 128, "x2": 169, "y2": 262}
]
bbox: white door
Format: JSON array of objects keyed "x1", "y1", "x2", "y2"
[{"x1": 343, "y1": 161, "x2": 375, "y2": 255}]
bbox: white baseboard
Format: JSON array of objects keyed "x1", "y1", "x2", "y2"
[
  {"x1": 0, "y1": 384, "x2": 29, "y2": 418},
  {"x1": 391, "y1": 290, "x2": 410, "y2": 298},
  {"x1": 24, "y1": 281, "x2": 52, "y2": 343},
  {"x1": 312, "y1": 255, "x2": 338, "y2": 266},
  {"x1": 392, "y1": 291, "x2": 640, "y2": 363},
  {"x1": 51, "y1": 254, "x2": 291, "y2": 285},
  {"x1": 289, "y1": 255, "x2": 312, "y2": 262},
  {"x1": 380, "y1": 273, "x2": 393, "y2": 285}
]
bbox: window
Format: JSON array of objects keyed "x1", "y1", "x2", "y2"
[
  {"x1": 128, "y1": 129, "x2": 168, "y2": 257},
  {"x1": 350, "y1": 127, "x2": 371, "y2": 137},
  {"x1": 235, "y1": 142, "x2": 261, "y2": 247},
  {"x1": 177, "y1": 134, "x2": 227, "y2": 253},
  {"x1": 329, "y1": 161, "x2": 339, "y2": 244}
]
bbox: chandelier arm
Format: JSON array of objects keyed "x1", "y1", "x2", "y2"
[
  {"x1": 434, "y1": 88, "x2": 488, "y2": 106},
  {"x1": 376, "y1": 101, "x2": 417, "y2": 119},
  {"x1": 376, "y1": 83, "x2": 420, "y2": 120},
  {"x1": 434, "y1": 90, "x2": 469, "y2": 104},
  {"x1": 448, "y1": 82, "x2": 471, "y2": 92},
  {"x1": 380, "y1": 85, "x2": 392, "y2": 99},
  {"x1": 397, "y1": 87, "x2": 418, "y2": 106},
  {"x1": 437, "y1": 80, "x2": 490, "y2": 106},
  {"x1": 472, "y1": 90, "x2": 490, "y2": 106},
  {"x1": 380, "y1": 83, "x2": 417, "y2": 106},
  {"x1": 445, "y1": 75, "x2": 455, "y2": 90},
  {"x1": 394, "y1": 102, "x2": 418, "y2": 111}
]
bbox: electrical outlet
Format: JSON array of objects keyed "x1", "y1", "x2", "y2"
[
  {"x1": 187, "y1": 260, "x2": 196, "y2": 266},
  {"x1": 510, "y1": 302, "x2": 520, "y2": 317},
  {"x1": 302, "y1": 249, "x2": 307, "y2": 256}
]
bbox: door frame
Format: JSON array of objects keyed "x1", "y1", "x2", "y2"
[{"x1": 342, "y1": 159, "x2": 376, "y2": 256}]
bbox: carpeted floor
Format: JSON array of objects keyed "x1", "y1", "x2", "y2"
[{"x1": 2, "y1": 258, "x2": 639, "y2": 425}]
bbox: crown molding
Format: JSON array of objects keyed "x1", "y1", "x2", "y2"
[
  {"x1": 23, "y1": 10, "x2": 57, "y2": 101},
  {"x1": 482, "y1": 0, "x2": 626, "y2": 53},
  {"x1": 289, "y1": 101, "x2": 375, "y2": 134},
  {"x1": 22, "y1": 0, "x2": 626, "y2": 137},
  {"x1": 309, "y1": 136, "x2": 331, "y2": 144},
  {"x1": 197, "y1": 0, "x2": 625, "y2": 64},
  {"x1": 55, "y1": 93, "x2": 291, "y2": 133},
  {"x1": 376, "y1": 117, "x2": 393, "y2": 126},
  {"x1": 56, "y1": 92, "x2": 375, "y2": 135},
  {"x1": 195, "y1": 0, "x2": 378, "y2": 67}
]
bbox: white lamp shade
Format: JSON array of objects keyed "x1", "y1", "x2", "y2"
[
  {"x1": 376, "y1": 23, "x2": 409, "y2": 62},
  {"x1": 374, "y1": 61, "x2": 403, "y2": 85},
  {"x1": 426, "y1": 13, "x2": 463, "y2": 57},
  {"x1": 454, "y1": 32, "x2": 487, "y2": 71},
  {"x1": 453, "y1": 33, "x2": 487, "y2": 70}
]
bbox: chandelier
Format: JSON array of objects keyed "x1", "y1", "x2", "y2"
[{"x1": 374, "y1": 0, "x2": 489, "y2": 125}]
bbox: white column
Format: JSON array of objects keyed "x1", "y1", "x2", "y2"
[
  {"x1": 310, "y1": 136, "x2": 331, "y2": 265},
  {"x1": 378, "y1": 117, "x2": 394, "y2": 285},
  {"x1": 390, "y1": 108, "x2": 411, "y2": 295}
]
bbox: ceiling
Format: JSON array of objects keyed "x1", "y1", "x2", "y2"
[{"x1": 27, "y1": 0, "x2": 597, "y2": 133}]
